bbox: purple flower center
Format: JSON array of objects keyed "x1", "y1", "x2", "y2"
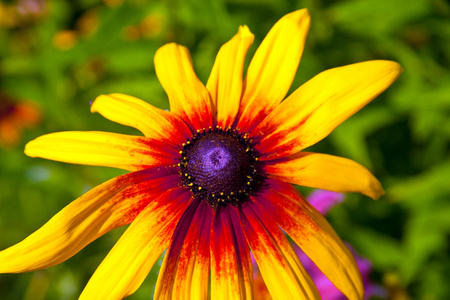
[{"x1": 179, "y1": 128, "x2": 258, "y2": 208}]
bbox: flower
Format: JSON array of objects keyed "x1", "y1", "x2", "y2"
[
  {"x1": 0, "y1": 9, "x2": 402, "y2": 300},
  {"x1": 0, "y1": 93, "x2": 41, "y2": 148},
  {"x1": 0, "y1": 0, "x2": 47, "y2": 28},
  {"x1": 253, "y1": 190, "x2": 387, "y2": 300},
  {"x1": 307, "y1": 189, "x2": 345, "y2": 215}
]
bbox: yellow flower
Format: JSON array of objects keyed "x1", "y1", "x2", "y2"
[{"x1": 0, "y1": 9, "x2": 402, "y2": 300}]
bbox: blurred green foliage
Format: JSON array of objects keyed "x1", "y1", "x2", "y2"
[{"x1": 0, "y1": 0, "x2": 449, "y2": 299}]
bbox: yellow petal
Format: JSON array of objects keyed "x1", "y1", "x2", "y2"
[
  {"x1": 91, "y1": 93, "x2": 192, "y2": 143},
  {"x1": 155, "y1": 43, "x2": 213, "y2": 131},
  {"x1": 154, "y1": 200, "x2": 212, "y2": 300},
  {"x1": 80, "y1": 188, "x2": 191, "y2": 300},
  {"x1": 264, "y1": 152, "x2": 384, "y2": 199},
  {"x1": 211, "y1": 206, "x2": 253, "y2": 300},
  {"x1": 257, "y1": 179, "x2": 364, "y2": 300},
  {"x1": 237, "y1": 9, "x2": 310, "y2": 133},
  {"x1": 25, "y1": 131, "x2": 178, "y2": 171},
  {"x1": 239, "y1": 202, "x2": 320, "y2": 299},
  {"x1": 206, "y1": 26, "x2": 254, "y2": 128},
  {"x1": 0, "y1": 169, "x2": 178, "y2": 273},
  {"x1": 256, "y1": 60, "x2": 403, "y2": 159}
]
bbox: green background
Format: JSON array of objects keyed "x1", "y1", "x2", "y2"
[{"x1": 1, "y1": 0, "x2": 449, "y2": 299}]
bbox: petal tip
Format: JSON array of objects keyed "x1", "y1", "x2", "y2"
[
  {"x1": 24, "y1": 141, "x2": 34, "y2": 157},
  {"x1": 390, "y1": 61, "x2": 404, "y2": 78},
  {"x1": 90, "y1": 93, "x2": 124, "y2": 114},
  {"x1": 288, "y1": 8, "x2": 311, "y2": 23},
  {"x1": 90, "y1": 94, "x2": 106, "y2": 113},
  {"x1": 367, "y1": 179, "x2": 385, "y2": 200},
  {"x1": 238, "y1": 25, "x2": 253, "y2": 37},
  {"x1": 156, "y1": 42, "x2": 184, "y2": 56},
  {"x1": 372, "y1": 60, "x2": 404, "y2": 80},
  {"x1": 24, "y1": 137, "x2": 41, "y2": 158}
]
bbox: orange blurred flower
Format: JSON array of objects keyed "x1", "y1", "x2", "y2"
[{"x1": 0, "y1": 93, "x2": 41, "y2": 148}]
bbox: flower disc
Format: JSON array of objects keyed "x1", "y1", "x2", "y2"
[{"x1": 179, "y1": 128, "x2": 258, "y2": 207}]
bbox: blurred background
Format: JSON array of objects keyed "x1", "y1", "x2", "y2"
[{"x1": 0, "y1": 0, "x2": 449, "y2": 299}]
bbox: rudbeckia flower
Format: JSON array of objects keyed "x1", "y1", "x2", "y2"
[{"x1": 0, "y1": 9, "x2": 402, "y2": 300}]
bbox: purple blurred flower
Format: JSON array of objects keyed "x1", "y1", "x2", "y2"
[
  {"x1": 307, "y1": 189, "x2": 345, "y2": 215},
  {"x1": 253, "y1": 190, "x2": 386, "y2": 299},
  {"x1": 293, "y1": 243, "x2": 386, "y2": 299},
  {"x1": 16, "y1": 0, "x2": 47, "y2": 16}
]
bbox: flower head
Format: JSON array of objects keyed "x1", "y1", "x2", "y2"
[{"x1": 0, "y1": 9, "x2": 402, "y2": 300}]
